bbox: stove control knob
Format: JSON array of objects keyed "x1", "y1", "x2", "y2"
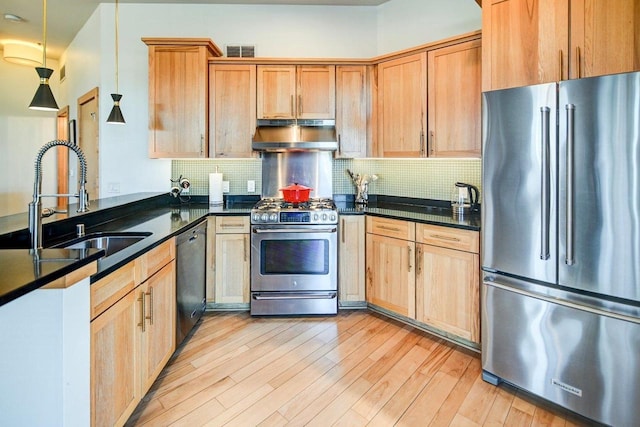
[
  {"x1": 252, "y1": 213, "x2": 260, "y2": 222},
  {"x1": 330, "y1": 213, "x2": 337, "y2": 221},
  {"x1": 322, "y1": 213, "x2": 328, "y2": 221},
  {"x1": 261, "y1": 213, "x2": 269, "y2": 222},
  {"x1": 313, "y1": 213, "x2": 319, "y2": 222},
  {"x1": 269, "y1": 213, "x2": 278, "y2": 222}
]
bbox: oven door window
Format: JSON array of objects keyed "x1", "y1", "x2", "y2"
[{"x1": 260, "y1": 239, "x2": 329, "y2": 275}]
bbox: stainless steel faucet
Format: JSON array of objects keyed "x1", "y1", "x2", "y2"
[{"x1": 28, "y1": 139, "x2": 90, "y2": 250}]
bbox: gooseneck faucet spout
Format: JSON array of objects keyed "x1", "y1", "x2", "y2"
[{"x1": 28, "y1": 139, "x2": 90, "y2": 250}]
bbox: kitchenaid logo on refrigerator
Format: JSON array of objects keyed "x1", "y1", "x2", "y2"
[{"x1": 551, "y1": 378, "x2": 583, "y2": 397}]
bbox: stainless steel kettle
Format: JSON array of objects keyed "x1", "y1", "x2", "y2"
[{"x1": 451, "y1": 182, "x2": 479, "y2": 217}]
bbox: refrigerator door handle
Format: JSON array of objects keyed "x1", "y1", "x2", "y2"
[
  {"x1": 540, "y1": 106, "x2": 551, "y2": 260},
  {"x1": 566, "y1": 104, "x2": 575, "y2": 265}
]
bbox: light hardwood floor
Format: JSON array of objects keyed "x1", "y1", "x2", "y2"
[{"x1": 126, "y1": 310, "x2": 592, "y2": 427}]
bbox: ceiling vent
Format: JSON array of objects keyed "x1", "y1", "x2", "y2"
[{"x1": 226, "y1": 45, "x2": 255, "y2": 58}]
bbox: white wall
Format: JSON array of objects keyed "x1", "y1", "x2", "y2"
[{"x1": 0, "y1": 1, "x2": 481, "y2": 217}]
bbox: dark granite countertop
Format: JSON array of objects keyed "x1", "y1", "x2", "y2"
[{"x1": 0, "y1": 192, "x2": 479, "y2": 308}]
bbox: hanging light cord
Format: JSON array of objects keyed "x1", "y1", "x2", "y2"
[
  {"x1": 41, "y1": 0, "x2": 47, "y2": 68},
  {"x1": 114, "y1": 0, "x2": 119, "y2": 94}
]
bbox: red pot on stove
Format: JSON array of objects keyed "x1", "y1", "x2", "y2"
[{"x1": 280, "y1": 183, "x2": 313, "y2": 203}]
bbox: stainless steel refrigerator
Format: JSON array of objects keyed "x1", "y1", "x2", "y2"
[{"x1": 481, "y1": 71, "x2": 640, "y2": 426}]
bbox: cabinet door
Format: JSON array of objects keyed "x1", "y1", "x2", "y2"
[
  {"x1": 338, "y1": 215, "x2": 366, "y2": 304},
  {"x1": 415, "y1": 244, "x2": 479, "y2": 343},
  {"x1": 366, "y1": 233, "x2": 415, "y2": 318},
  {"x1": 148, "y1": 45, "x2": 209, "y2": 157},
  {"x1": 91, "y1": 291, "x2": 139, "y2": 427},
  {"x1": 257, "y1": 66, "x2": 297, "y2": 119},
  {"x1": 209, "y1": 64, "x2": 257, "y2": 158},
  {"x1": 377, "y1": 53, "x2": 427, "y2": 157},
  {"x1": 427, "y1": 40, "x2": 482, "y2": 158},
  {"x1": 206, "y1": 216, "x2": 216, "y2": 303},
  {"x1": 297, "y1": 65, "x2": 336, "y2": 119},
  {"x1": 336, "y1": 66, "x2": 368, "y2": 158},
  {"x1": 570, "y1": 0, "x2": 640, "y2": 79},
  {"x1": 215, "y1": 234, "x2": 250, "y2": 303},
  {"x1": 139, "y1": 261, "x2": 176, "y2": 394},
  {"x1": 482, "y1": 0, "x2": 569, "y2": 91}
]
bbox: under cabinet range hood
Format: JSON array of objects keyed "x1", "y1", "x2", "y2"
[{"x1": 252, "y1": 119, "x2": 338, "y2": 152}]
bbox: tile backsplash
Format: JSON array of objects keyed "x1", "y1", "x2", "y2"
[{"x1": 172, "y1": 158, "x2": 481, "y2": 201}]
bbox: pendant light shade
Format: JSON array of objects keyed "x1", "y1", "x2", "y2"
[
  {"x1": 107, "y1": 0, "x2": 125, "y2": 124},
  {"x1": 29, "y1": 0, "x2": 58, "y2": 111},
  {"x1": 107, "y1": 93, "x2": 125, "y2": 124},
  {"x1": 29, "y1": 67, "x2": 59, "y2": 111}
]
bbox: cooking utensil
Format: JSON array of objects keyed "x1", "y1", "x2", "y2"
[{"x1": 280, "y1": 183, "x2": 313, "y2": 203}]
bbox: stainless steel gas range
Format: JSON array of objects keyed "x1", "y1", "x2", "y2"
[{"x1": 250, "y1": 197, "x2": 338, "y2": 315}]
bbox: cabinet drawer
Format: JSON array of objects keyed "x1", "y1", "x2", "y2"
[
  {"x1": 135, "y1": 238, "x2": 176, "y2": 284},
  {"x1": 91, "y1": 261, "x2": 136, "y2": 320},
  {"x1": 416, "y1": 223, "x2": 479, "y2": 253},
  {"x1": 366, "y1": 216, "x2": 415, "y2": 241},
  {"x1": 216, "y1": 216, "x2": 250, "y2": 234}
]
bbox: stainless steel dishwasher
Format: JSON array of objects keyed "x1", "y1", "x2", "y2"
[{"x1": 176, "y1": 219, "x2": 207, "y2": 345}]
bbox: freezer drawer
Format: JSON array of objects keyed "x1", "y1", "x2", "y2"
[{"x1": 482, "y1": 280, "x2": 640, "y2": 426}]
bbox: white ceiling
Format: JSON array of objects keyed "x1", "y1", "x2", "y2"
[{"x1": 0, "y1": 0, "x2": 390, "y2": 58}]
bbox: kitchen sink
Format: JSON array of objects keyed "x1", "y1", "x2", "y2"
[{"x1": 53, "y1": 232, "x2": 152, "y2": 257}]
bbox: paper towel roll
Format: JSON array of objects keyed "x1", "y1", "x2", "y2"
[{"x1": 209, "y1": 173, "x2": 223, "y2": 206}]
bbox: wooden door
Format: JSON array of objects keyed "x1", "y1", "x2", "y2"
[
  {"x1": 377, "y1": 52, "x2": 427, "y2": 157},
  {"x1": 90, "y1": 291, "x2": 139, "y2": 427},
  {"x1": 415, "y1": 244, "x2": 480, "y2": 343},
  {"x1": 209, "y1": 64, "x2": 257, "y2": 158},
  {"x1": 78, "y1": 88, "x2": 99, "y2": 201},
  {"x1": 257, "y1": 65, "x2": 297, "y2": 119},
  {"x1": 335, "y1": 66, "x2": 368, "y2": 158},
  {"x1": 139, "y1": 261, "x2": 176, "y2": 393},
  {"x1": 297, "y1": 65, "x2": 335, "y2": 119},
  {"x1": 56, "y1": 106, "x2": 69, "y2": 210},
  {"x1": 482, "y1": 0, "x2": 569, "y2": 91},
  {"x1": 338, "y1": 215, "x2": 366, "y2": 304},
  {"x1": 570, "y1": 0, "x2": 640, "y2": 79},
  {"x1": 366, "y1": 233, "x2": 416, "y2": 319},
  {"x1": 148, "y1": 45, "x2": 208, "y2": 157},
  {"x1": 427, "y1": 39, "x2": 482, "y2": 158},
  {"x1": 215, "y1": 234, "x2": 250, "y2": 304}
]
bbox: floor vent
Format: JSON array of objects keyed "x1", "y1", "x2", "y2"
[{"x1": 226, "y1": 45, "x2": 256, "y2": 58}]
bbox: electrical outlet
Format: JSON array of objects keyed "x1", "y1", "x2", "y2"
[
  {"x1": 222, "y1": 181, "x2": 230, "y2": 193},
  {"x1": 107, "y1": 182, "x2": 120, "y2": 193},
  {"x1": 247, "y1": 180, "x2": 255, "y2": 193}
]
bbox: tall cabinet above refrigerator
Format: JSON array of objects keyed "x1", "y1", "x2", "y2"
[{"x1": 481, "y1": 71, "x2": 640, "y2": 426}]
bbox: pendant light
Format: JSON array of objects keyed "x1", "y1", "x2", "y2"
[
  {"x1": 107, "y1": 0, "x2": 125, "y2": 124},
  {"x1": 29, "y1": 0, "x2": 59, "y2": 111}
]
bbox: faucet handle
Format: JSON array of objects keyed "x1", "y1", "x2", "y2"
[{"x1": 76, "y1": 224, "x2": 85, "y2": 237}]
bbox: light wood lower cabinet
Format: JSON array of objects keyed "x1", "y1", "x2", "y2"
[
  {"x1": 338, "y1": 215, "x2": 366, "y2": 306},
  {"x1": 90, "y1": 239, "x2": 176, "y2": 427},
  {"x1": 365, "y1": 217, "x2": 416, "y2": 319},
  {"x1": 214, "y1": 216, "x2": 250, "y2": 304}
]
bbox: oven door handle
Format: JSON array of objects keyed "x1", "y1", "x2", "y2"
[
  {"x1": 252, "y1": 292, "x2": 337, "y2": 300},
  {"x1": 253, "y1": 227, "x2": 337, "y2": 234}
]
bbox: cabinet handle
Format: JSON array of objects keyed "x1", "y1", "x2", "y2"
[
  {"x1": 417, "y1": 245, "x2": 423, "y2": 275},
  {"x1": 244, "y1": 236, "x2": 248, "y2": 262},
  {"x1": 575, "y1": 46, "x2": 582, "y2": 79},
  {"x1": 138, "y1": 292, "x2": 146, "y2": 332},
  {"x1": 220, "y1": 223, "x2": 245, "y2": 228},
  {"x1": 420, "y1": 130, "x2": 425, "y2": 157},
  {"x1": 338, "y1": 134, "x2": 342, "y2": 156},
  {"x1": 430, "y1": 131, "x2": 435, "y2": 156},
  {"x1": 341, "y1": 218, "x2": 345, "y2": 243},
  {"x1": 408, "y1": 246, "x2": 413, "y2": 272},
  {"x1": 147, "y1": 288, "x2": 154, "y2": 325},
  {"x1": 200, "y1": 134, "x2": 205, "y2": 156},
  {"x1": 559, "y1": 50, "x2": 564, "y2": 81},
  {"x1": 298, "y1": 94, "x2": 302, "y2": 116},
  {"x1": 290, "y1": 95, "x2": 294, "y2": 117},
  {"x1": 378, "y1": 225, "x2": 401, "y2": 232},
  {"x1": 429, "y1": 234, "x2": 461, "y2": 242}
]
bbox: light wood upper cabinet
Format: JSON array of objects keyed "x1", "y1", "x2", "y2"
[
  {"x1": 338, "y1": 215, "x2": 366, "y2": 305},
  {"x1": 257, "y1": 65, "x2": 335, "y2": 119},
  {"x1": 376, "y1": 52, "x2": 427, "y2": 157},
  {"x1": 427, "y1": 40, "x2": 482, "y2": 158},
  {"x1": 483, "y1": 0, "x2": 640, "y2": 91},
  {"x1": 144, "y1": 38, "x2": 222, "y2": 158},
  {"x1": 335, "y1": 66, "x2": 368, "y2": 158},
  {"x1": 209, "y1": 64, "x2": 257, "y2": 158}
]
